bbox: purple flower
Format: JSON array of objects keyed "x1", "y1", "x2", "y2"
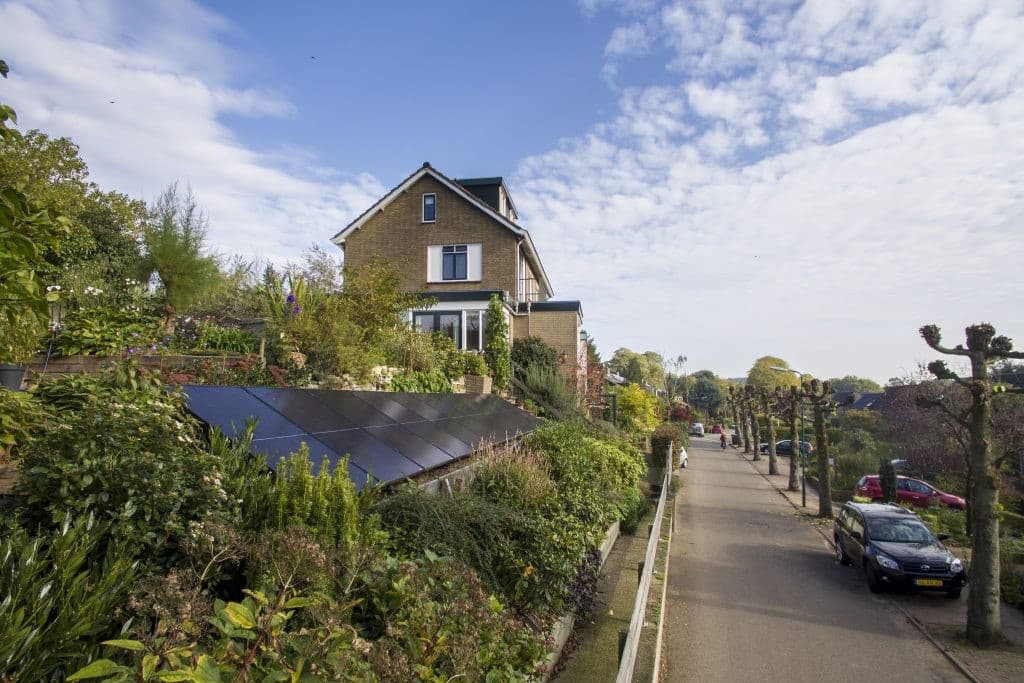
[
  {"x1": 293, "y1": 305, "x2": 301, "y2": 314},
  {"x1": 286, "y1": 294, "x2": 296, "y2": 304}
]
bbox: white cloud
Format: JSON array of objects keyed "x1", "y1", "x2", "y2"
[
  {"x1": 0, "y1": 0, "x2": 381, "y2": 262},
  {"x1": 515, "y1": 0, "x2": 1024, "y2": 382}
]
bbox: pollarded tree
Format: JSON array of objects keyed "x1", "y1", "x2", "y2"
[
  {"x1": 728, "y1": 386, "x2": 750, "y2": 453},
  {"x1": 743, "y1": 385, "x2": 761, "y2": 462},
  {"x1": 797, "y1": 379, "x2": 836, "y2": 517},
  {"x1": 920, "y1": 323, "x2": 1024, "y2": 648},
  {"x1": 758, "y1": 387, "x2": 780, "y2": 475},
  {"x1": 774, "y1": 386, "x2": 802, "y2": 492}
]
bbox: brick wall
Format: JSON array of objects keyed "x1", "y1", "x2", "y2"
[{"x1": 343, "y1": 176, "x2": 521, "y2": 295}]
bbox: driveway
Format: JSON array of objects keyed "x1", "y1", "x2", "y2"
[{"x1": 661, "y1": 437, "x2": 964, "y2": 682}]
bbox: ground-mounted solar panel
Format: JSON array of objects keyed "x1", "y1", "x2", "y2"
[
  {"x1": 247, "y1": 387, "x2": 359, "y2": 433},
  {"x1": 303, "y1": 389, "x2": 397, "y2": 427},
  {"x1": 184, "y1": 386, "x2": 306, "y2": 442},
  {"x1": 183, "y1": 385, "x2": 544, "y2": 488},
  {"x1": 387, "y1": 393, "x2": 446, "y2": 421},
  {"x1": 365, "y1": 425, "x2": 453, "y2": 470},
  {"x1": 314, "y1": 428, "x2": 422, "y2": 483},
  {"x1": 402, "y1": 420, "x2": 473, "y2": 459},
  {"x1": 352, "y1": 392, "x2": 425, "y2": 423}
]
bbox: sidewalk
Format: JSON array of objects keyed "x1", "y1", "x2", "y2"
[{"x1": 738, "y1": 448, "x2": 1024, "y2": 683}]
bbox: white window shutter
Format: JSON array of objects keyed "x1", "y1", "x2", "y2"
[
  {"x1": 427, "y1": 245, "x2": 442, "y2": 282},
  {"x1": 467, "y1": 244, "x2": 482, "y2": 280}
]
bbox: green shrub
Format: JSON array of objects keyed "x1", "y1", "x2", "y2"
[
  {"x1": 389, "y1": 369, "x2": 452, "y2": 393},
  {"x1": 918, "y1": 506, "x2": 968, "y2": 546},
  {"x1": 511, "y1": 336, "x2": 558, "y2": 382},
  {"x1": 615, "y1": 384, "x2": 660, "y2": 436},
  {"x1": 461, "y1": 351, "x2": 488, "y2": 376},
  {"x1": 833, "y1": 451, "x2": 879, "y2": 493},
  {"x1": 270, "y1": 445, "x2": 380, "y2": 552},
  {"x1": 0, "y1": 514, "x2": 139, "y2": 681},
  {"x1": 56, "y1": 306, "x2": 162, "y2": 356},
  {"x1": 173, "y1": 318, "x2": 258, "y2": 354},
  {"x1": 844, "y1": 427, "x2": 875, "y2": 453},
  {"x1": 651, "y1": 423, "x2": 682, "y2": 464},
  {"x1": 523, "y1": 365, "x2": 574, "y2": 416},
  {"x1": 0, "y1": 388, "x2": 45, "y2": 453},
  {"x1": 17, "y1": 365, "x2": 229, "y2": 556},
  {"x1": 879, "y1": 458, "x2": 898, "y2": 502}
]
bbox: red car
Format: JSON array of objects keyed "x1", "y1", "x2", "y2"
[
  {"x1": 711, "y1": 424, "x2": 723, "y2": 434},
  {"x1": 855, "y1": 475, "x2": 966, "y2": 510}
]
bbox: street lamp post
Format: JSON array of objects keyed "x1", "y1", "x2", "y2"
[{"x1": 771, "y1": 365, "x2": 808, "y2": 508}]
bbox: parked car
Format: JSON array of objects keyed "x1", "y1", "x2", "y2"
[
  {"x1": 758, "y1": 439, "x2": 813, "y2": 457},
  {"x1": 855, "y1": 475, "x2": 966, "y2": 510},
  {"x1": 689, "y1": 422, "x2": 705, "y2": 437},
  {"x1": 890, "y1": 459, "x2": 910, "y2": 473},
  {"x1": 678, "y1": 445, "x2": 688, "y2": 469},
  {"x1": 711, "y1": 424, "x2": 723, "y2": 434},
  {"x1": 834, "y1": 501, "x2": 965, "y2": 597}
]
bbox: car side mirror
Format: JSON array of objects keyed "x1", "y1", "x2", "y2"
[
  {"x1": 851, "y1": 531, "x2": 863, "y2": 541},
  {"x1": 937, "y1": 533, "x2": 949, "y2": 541}
]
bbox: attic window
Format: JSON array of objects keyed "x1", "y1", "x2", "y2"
[{"x1": 422, "y1": 194, "x2": 436, "y2": 223}]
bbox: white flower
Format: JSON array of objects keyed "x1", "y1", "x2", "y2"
[{"x1": 46, "y1": 285, "x2": 61, "y2": 292}]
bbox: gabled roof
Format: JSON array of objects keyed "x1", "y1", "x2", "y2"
[{"x1": 331, "y1": 162, "x2": 553, "y2": 298}]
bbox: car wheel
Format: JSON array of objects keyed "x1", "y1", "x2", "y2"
[
  {"x1": 946, "y1": 589, "x2": 961, "y2": 599},
  {"x1": 835, "y1": 538, "x2": 851, "y2": 566},
  {"x1": 865, "y1": 563, "x2": 884, "y2": 593},
  {"x1": 682, "y1": 457, "x2": 688, "y2": 469}
]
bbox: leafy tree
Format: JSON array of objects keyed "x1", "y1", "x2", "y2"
[
  {"x1": 0, "y1": 129, "x2": 145, "y2": 290},
  {"x1": 137, "y1": 185, "x2": 221, "y2": 329},
  {"x1": 615, "y1": 384, "x2": 659, "y2": 436},
  {"x1": 828, "y1": 375, "x2": 883, "y2": 393},
  {"x1": 0, "y1": 61, "x2": 70, "y2": 361},
  {"x1": 340, "y1": 257, "x2": 423, "y2": 346},
  {"x1": 691, "y1": 374, "x2": 725, "y2": 417},
  {"x1": 608, "y1": 347, "x2": 664, "y2": 388},
  {"x1": 624, "y1": 356, "x2": 645, "y2": 384},
  {"x1": 747, "y1": 356, "x2": 801, "y2": 390},
  {"x1": 920, "y1": 322, "x2": 1024, "y2": 647},
  {"x1": 483, "y1": 294, "x2": 510, "y2": 390}
]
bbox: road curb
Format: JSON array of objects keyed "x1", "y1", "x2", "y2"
[{"x1": 735, "y1": 451, "x2": 982, "y2": 683}]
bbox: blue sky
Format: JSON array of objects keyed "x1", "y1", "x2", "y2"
[{"x1": 1, "y1": 0, "x2": 1022, "y2": 382}]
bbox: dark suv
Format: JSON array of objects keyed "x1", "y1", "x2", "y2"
[{"x1": 833, "y1": 502, "x2": 966, "y2": 598}]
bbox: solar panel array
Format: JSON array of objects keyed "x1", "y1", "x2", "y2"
[{"x1": 182, "y1": 386, "x2": 543, "y2": 489}]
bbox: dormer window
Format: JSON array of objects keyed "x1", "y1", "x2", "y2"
[{"x1": 422, "y1": 193, "x2": 436, "y2": 222}]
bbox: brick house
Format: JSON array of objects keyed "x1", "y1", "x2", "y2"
[{"x1": 331, "y1": 162, "x2": 586, "y2": 394}]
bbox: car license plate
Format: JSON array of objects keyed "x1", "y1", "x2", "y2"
[{"x1": 915, "y1": 578, "x2": 943, "y2": 587}]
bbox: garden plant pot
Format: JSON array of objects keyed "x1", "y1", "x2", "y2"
[{"x1": 0, "y1": 364, "x2": 26, "y2": 391}]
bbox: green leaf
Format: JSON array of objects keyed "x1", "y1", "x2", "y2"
[
  {"x1": 283, "y1": 596, "x2": 315, "y2": 609},
  {"x1": 423, "y1": 548, "x2": 439, "y2": 563},
  {"x1": 223, "y1": 601, "x2": 256, "y2": 629},
  {"x1": 192, "y1": 655, "x2": 221, "y2": 683},
  {"x1": 142, "y1": 654, "x2": 159, "y2": 679},
  {"x1": 151, "y1": 672, "x2": 194, "y2": 682},
  {"x1": 68, "y1": 659, "x2": 125, "y2": 680},
  {"x1": 102, "y1": 638, "x2": 146, "y2": 651}
]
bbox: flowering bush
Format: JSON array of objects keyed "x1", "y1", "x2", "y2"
[{"x1": 17, "y1": 365, "x2": 231, "y2": 557}]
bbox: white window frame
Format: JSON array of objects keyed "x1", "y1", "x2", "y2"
[{"x1": 422, "y1": 193, "x2": 436, "y2": 223}]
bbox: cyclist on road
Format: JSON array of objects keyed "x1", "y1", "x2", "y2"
[{"x1": 720, "y1": 433, "x2": 727, "y2": 450}]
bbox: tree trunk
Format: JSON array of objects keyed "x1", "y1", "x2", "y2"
[
  {"x1": 731, "y1": 400, "x2": 741, "y2": 446},
  {"x1": 748, "y1": 405, "x2": 761, "y2": 461},
  {"x1": 966, "y1": 352, "x2": 1000, "y2": 648},
  {"x1": 765, "y1": 411, "x2": 778, "y2": 475},
  {"x1": 813, "y1": 404, "x2": 833, "y2": 517},
  {"x1": 739, "y1": 407, "x2": 751, "y2": 453},
  {"x1": 788, "y1": 405, "x2": 800, "y2": 491}
]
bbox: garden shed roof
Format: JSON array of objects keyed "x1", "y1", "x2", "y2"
[{"x1": 183, "y1": 386, "x2": 542, "y2": 490}]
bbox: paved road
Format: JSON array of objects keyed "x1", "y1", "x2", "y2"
[{"x1": 661, "y1": 437, "x2": 964, "y2": 682}]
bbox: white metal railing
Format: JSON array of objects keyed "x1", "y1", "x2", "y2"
[{"x1": 615, "y1": 443, "x2": 673, "y2": 682}]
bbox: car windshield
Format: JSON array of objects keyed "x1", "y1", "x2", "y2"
[{"x1": 867, "y1": 518, "x2": 934, "y2": 543}]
